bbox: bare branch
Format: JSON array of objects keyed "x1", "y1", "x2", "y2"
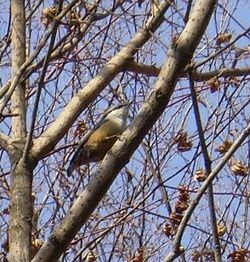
[
  {"x1": 126, "y1": 61, "x2": 250, "y2": 81},
  {"x1": 22, "y1": 4, "x2": 62, "y2": 161},
  {"x1": 0, "y1": 0, "x2": 80, "y2": 110},
  {"x1": 0, "y1": 0, "x2": 249, "y2": 261},
  {"x1": 188, "y1": 69, "x2": 221, "y2": 260},
  {"x1": 32, "y1": 0, "x2": 216, "y2": 260},
  {"x1": 165, "y1": 119, "x2": 250, "y2": 262},
  {"x1": 31, "y1": 0, "x2": 174, "y2": 160},
  {"x1": 9, "y1": 0, "x2": 30, "y2": 260}
]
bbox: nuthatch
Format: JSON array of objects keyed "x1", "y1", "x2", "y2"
[{"x1": 67, "y1": 103, "x2": 130, "y2": 176}]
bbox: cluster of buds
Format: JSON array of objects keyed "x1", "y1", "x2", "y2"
[
  {"x1": 163, "y1": 186, "x2": 189, "y2": 237},
  {"x1": 227, "y1": 248, "x2": 250, "y2": 262},
  {"x1": 86, "y1": 252, "x2": 98, "y2": 262},
  {"x1": 216, "y1": 140, "x2": 233, "y2": 154},
  {"x1": 229, "y1": 77, "x2": 241, "y2": 88},
  {"x1": 42, "y1": 5, "x2": 83, "y2": 28},
  {"x1": 207, "y1": 77, "x2": 220, "y2": 93},
  {"x1": 192, "y1": 248, "x2": 215, "y2": 261},
  {"x1": 216, "y1": 33, "x2": 232, "y2": 45},
  {"x1": 217, "y1": 223, "x2": 227, "y2": 237},
  {"x1": 174, "y1": 131, "x2": 193, "y2": 152},
  {"x1": 216, "y1": 140, "x2": 248, "y2": 177},
  {"x1": 42, "y1": 6, "x2": 59, "y2": 25},
  {"x1": 230, "y1": 160, "x2": 248, "y2": 177},
  {"x1": 31, "y1": 238, "x2": 44, "y2": 259},
  {"x1": 194, "y1": 168, "x2": 206, "y2": 182},
  {"x1": 130, "y1": 248, "x2": 144, "y2": 262}
]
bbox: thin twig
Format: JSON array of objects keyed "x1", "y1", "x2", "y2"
[
  {"x1": 0, "y1": 0, "x2": 80, "y2": 110},
  {"x1": 188, "y1": 68, "x2": 222, "y2": 261},
  {"x1": 22, "y1": 4, "x2": 63, "y2": 161},
  {"x1": 165, "y1": 121, "x2": 250, "y2": 261}
]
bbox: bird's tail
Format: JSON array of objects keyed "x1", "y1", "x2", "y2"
[
  {"x1": 67, "y1": 147, "x2": 82, "y2": 176},
  {"x1": 67, "y1": 132, "x2": 91, "y2": 176},
  {"x1": 66, "y1": 162, "x2": 74, "y2": 176},
  {"x1": 67, "y1": 158, "x2": 76, "y2": 177}
]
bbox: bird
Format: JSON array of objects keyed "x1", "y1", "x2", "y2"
[{"x1": 67, "y1": 102, "x2": 130, "y2": 176}]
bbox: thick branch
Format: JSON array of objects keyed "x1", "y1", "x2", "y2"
[
  {"x1": 32, "y1": 0, "x2": 214, "y2": 259},
  {"x1": 9, "y1": 159, "x2": 34, "y2": 262},
  {"x1": 31, "y1": 0, "x2": 174, "y2": 160},
  {"x1": 9, "y1": 0, "x2": 31, "y2": 261},
  {"x1": 10, "y1": 2, "x2": 26, "y2": 139}
]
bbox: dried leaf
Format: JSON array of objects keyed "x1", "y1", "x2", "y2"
[
  {"x1": 194, "y1": 168, "x2": 206, "y2": 182},
  {"x1": 216, "y1": 140, "x2": 233, "y2": 154},
  {"x1": 207, "y1": 77, "x2": 220, "y2": 93},
  {"x1": 216, "y1": 33, "x2": 232, "y2": 45},
  {"x1": 217, "y1": 223, "x2": 227, "y2": 236},
  {"x1": 231, "y1": 160, "x2": 248, "y2": 177}
]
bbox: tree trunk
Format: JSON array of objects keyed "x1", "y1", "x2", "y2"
[
  {"x1": 8, "y1": 0, "x2": 33, "y2": 261},
  {"x1": 9, "y1": 159, "x2": 34, "y2": 261}
]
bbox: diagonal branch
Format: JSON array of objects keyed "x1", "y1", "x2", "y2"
[
  {"x1": 188, "y1": 68, "x2": 222, "y2": 260},
  {"x1": 32, "y1": 0, "x2": 215, "y2": 260},
  {"x1": 31, "y1": 0, "x2": 174, "y2": 160},
  {"x1": 165, "y1": 118, "x2": 250, "y2": 262}
]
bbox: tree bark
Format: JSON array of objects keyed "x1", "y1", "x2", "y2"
[
  {"x1": 32, "y1": 0, "x2": 216, "y2": 259},
  {"x1": 31, "y1": 0, "x2": 174, "y2": 160},
  {"x1": 9, "y1": 0, "x2": 33, "y2": 261},
  {"x1": 9, "y1": 159, "x2": 34, "y2": 262}
]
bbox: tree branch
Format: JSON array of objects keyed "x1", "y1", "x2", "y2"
[
  {"x1": 31, "y1": 0, "x2": 174, "y2": 160},
  {"x1": 126, "y1": 60, "x2": 250, "y2": 81},
  {"x1": 188, "y1": 69, "x2": 222, "y2": 261},
  {"x1": 32, "y1": 0, "x2": 215, "y2": 259},
  {"x1": 9, "y1": 0, "x2": 30, "y2": 260},
  {"x1": 0, "y1": 0, "x2": 80, "y2": 108},
  {"x1": 22, "y1": 3, "x2": 62, "y2": 162},
  {"x1": 165, "y1": 119, "x2": 250, "y2": 262}
]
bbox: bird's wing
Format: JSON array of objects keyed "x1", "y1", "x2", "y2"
[{"x1": 66, "y1": 116, "x2": 109, "y2": 176}]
